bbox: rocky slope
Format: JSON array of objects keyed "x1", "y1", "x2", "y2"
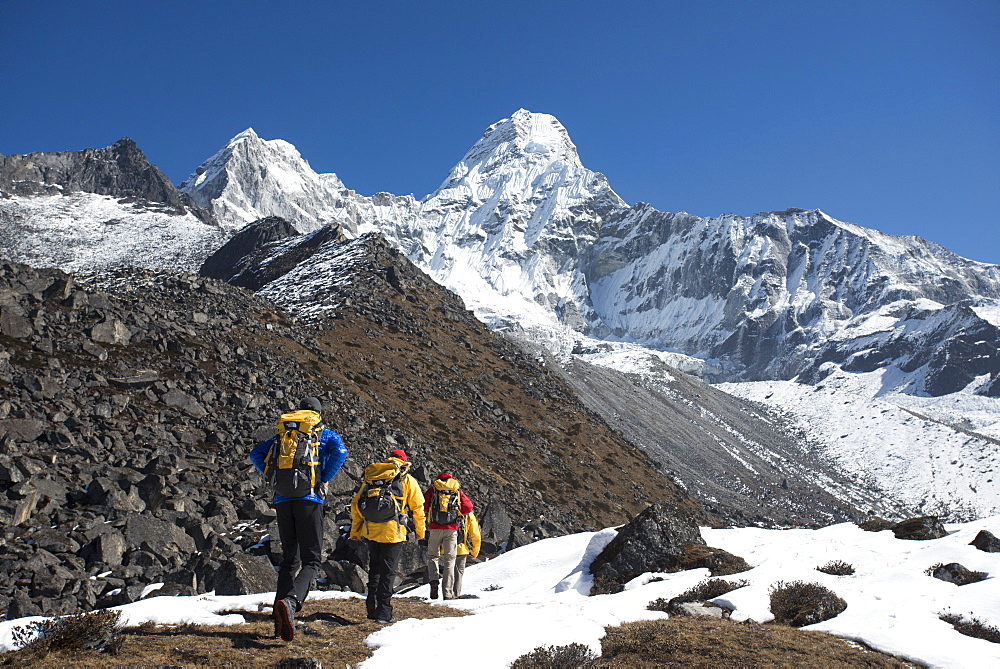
[
  {"x1": 0, "y1": 232, "x2": 701, "y2": 619},
  {"x1": 199, "y1": 217, "x2": 891, "y2": 527}
]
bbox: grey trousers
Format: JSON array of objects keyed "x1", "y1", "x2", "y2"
[
  {"x1": 452, "y1": 554, "x2": 468, "y2": 597},
  {"x1": 426, "y1": 528, "x2": 458, "y2": 598}
]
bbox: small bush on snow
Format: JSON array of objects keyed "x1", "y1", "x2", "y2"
[
  {"x1": 648, "y1": 578, "x2": 749, "y2": 613},
  {"x1": 511, "y1": 642, "x2": 596, "y2": 668},
  {"x1": 939, "y1": 611, "x2": 1000, "y2": 644},
  {"x1": 816, "y1": 560, "x2": 855, "y2": 576}
]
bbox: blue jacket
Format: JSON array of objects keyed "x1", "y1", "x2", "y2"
[{"x1": 250, "y1": 427, "x2": 348, "y2": 504}]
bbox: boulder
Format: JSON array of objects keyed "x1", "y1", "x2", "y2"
[
  {"x1": 970, "y1": 529, "x2": 1000, "y2": 553},
  {"x1": 6, "y1": 590, "x2": 43, "y2": 620},
  {"x1": 930, "y1": 562, "x2": 986, "y2": 586},
  {"x1": 477, "y1": 499, "x2": 513, "y2": 547},
  {"x1": 0, "y1": 305, "x2": 33, "y2": 339},
  {"x1": 206, "y1": 552, "x2": 278, "y2": 596},
  {"x1": 123, "y1": 514, "x2": 196, "y2": 558},
  {"x1": 506, "y1": 526, "x2": 534, "y2": 551},
  {"x1": 892, "y1": 516, "x2": 948, "y2": 541},
  {"x1": 674, "y1": 602, "x2": 726, "y2": 618},
  {"x1": 321, "y1": 560, "x2": 367, "y2": 593},
  {"x1": 161, "y1": 388, "x2": 207, "y2": 418},
  {"x1": 590, "y1": 502, "x2": 705, "y2": 584},
  {"x1": 81, "y1": 530, "x2": 128, "y2": 567},
  {"x1": 90, "y1": 319, "x2": 131, "y2": 345}
]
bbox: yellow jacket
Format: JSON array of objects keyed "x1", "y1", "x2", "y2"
[
  {"x1": 350, "y1": 457, "x2": 426, "y2": 543},
  {"x1": 455, "y1": 511, "x2": 481, "y2": 558}
]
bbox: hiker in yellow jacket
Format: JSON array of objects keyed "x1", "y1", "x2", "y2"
[
  {"x1": 350, "y1": 449, "x2": 425, "y2": 624},
  {"x1": 451, "y1": 510, "x2": 481, "y2": 598}
]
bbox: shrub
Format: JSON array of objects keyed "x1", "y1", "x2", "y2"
[
  {"x1": 10, "y1": 609, "x2": 124, "y2": 659},
  {"x1": 769, "y1": 581, "x2": 847, "y2": 627},
  {"x1": 648, "y1": 578, "x2": 749, "y2": 613},
  {"x1": 590, "y1": 576, "x2": 624, "y2": 596},
  {"x1": 939, "y1": 611, "x2": 1000, "y2": 644},
  {"x1": 511, "y1": 642, "x2": 596, "y2": 668},
  {"x1": 652, "y1": 545, "x2": 751, "y2": 576},
  {"x1": 816, "y1": 560, "x2": 855, "y2": 576}
]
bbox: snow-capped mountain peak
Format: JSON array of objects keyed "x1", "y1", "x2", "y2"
[
  {"x1": 180, "y1": 128, "x2": 346, "y2": 231},
  {"x1": 438, "y1": 109, "x2": 584, "y2": 190}
]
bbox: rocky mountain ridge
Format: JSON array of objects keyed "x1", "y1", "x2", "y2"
[
  {"x1": 204, "y1": 216, "x2": 894, "y2": 527},
  {"x1": 0, "y1": 228, "x2": 720, "y2": 619},
  {"x1": 1, "y1": 138, "x2": 211, "y2": 224}
]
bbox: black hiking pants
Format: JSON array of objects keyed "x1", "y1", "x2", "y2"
[
  {"x1": 275, "y1": 499, "x2": 324, "y2": 610},
  {"x1": 366, "y1": 540, "x2": 404, "y2": 621}
]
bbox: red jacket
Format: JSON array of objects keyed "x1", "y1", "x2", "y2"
[{"x1": 423, "y1": 482, "x2": 474, "y2": 530}]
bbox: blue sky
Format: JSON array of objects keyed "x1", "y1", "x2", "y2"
[{"x1": 3, "y1": 1, "x2": 998, "y2": 263}]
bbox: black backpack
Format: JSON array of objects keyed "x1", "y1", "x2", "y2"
[{"x1": 357, "y1": 460, "x2": 406, "y2": 523}]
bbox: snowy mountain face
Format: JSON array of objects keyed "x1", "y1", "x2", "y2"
[
  {"x1": 0, "y1": 138, "x2": 223, "y2": 272},
  {"x1": 181, "y1": 111, "x2": 1000, "y2": 398},
  {"x1": 179, "y1": 128, "x2": 355, "y2": 233}
]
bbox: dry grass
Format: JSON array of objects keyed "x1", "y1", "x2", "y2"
[
  {"x1": 592, "y1": 617, "x2": 914, "y2": 668},
  {"x1": 0, "y1": 597, "x2": 464, "y2": 668},
  {"x1": 1, "y1": 600, "x2": 920, "y2": 668}
]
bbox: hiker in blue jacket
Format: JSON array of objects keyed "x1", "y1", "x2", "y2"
[{"x1": 249, "y1": 396, "x2": 348, "y2": 642}]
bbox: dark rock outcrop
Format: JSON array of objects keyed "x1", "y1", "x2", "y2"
[
  {"x1": 200, "y1": 216, "x2": 303, "y2": 282},
  {"x1": 892, "y1": 516, "x2": 948, "y2": 541},
  {"x1": 969, "y1": 529, "x2": 1000, "y2": 552},
  {"x1": 0, "y1": 138, "x2": 213, "y2": 224},
  {"x1": 589, "y1": 503, "x2": 705, "y2": 586},
  {"x1": 930, "y1": 562, "x2": 987, "y2": 586},
  {"x1": 201, "y1": 220, "x2": 347, "y2": 290}
]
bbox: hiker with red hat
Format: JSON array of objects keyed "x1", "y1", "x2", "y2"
[
  {"x1": 350, "y1": 449, "x2": 425, "y2": 624},
  {"x1": 423, "y1": 471, "x2": 474, "y2": 600}
]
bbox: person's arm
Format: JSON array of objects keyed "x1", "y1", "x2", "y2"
[
  {"x1": 459, "y1": 490, "x2": 474, "y2": 515},
  {"x1": 249, "y1": 437, "x2": 275, "y2": 474},
  {"x1": 349, "y1": 487, "x2": 363, "y2": 540},
  {"x1": 319, "y1": 429, "x2": 348, "y2": 481},
  {"x1": 469, "y1": 513, "x2": 481, "y2": 558},
  {"x1": 407, "y1": 477, "x2": 426, "y2": 539},
  {"x1": 423, "y1": 487, "x2": 433, "y2": 513}
]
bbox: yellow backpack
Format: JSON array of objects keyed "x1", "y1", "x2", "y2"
[
  {"x1": 430, "y1": 478, "x2": 461, "y2": 525},
  {"x1": 264, "y1": 409, "x2": 323, "y2": 498},
  {"x1": 358, "y1": 460, "x2": 407, "y2": 523}
]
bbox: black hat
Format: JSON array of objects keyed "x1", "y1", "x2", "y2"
[{"x1": 299, "y1": 397, "x2": 322, "y2": 413}]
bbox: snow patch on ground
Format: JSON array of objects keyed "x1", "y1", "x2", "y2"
[{"x1": 3, "y1": 518, "x2": 998, "y2": 668}]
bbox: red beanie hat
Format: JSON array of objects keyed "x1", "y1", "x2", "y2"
[
  {"x1": 438, "y1": 472, "x2": 453, "y2": 480},
  {"x1": 390, "y1": 449, "x2": 407, "y2": 461}
]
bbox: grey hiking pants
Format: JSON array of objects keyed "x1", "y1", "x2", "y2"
[
  {"x1": 452, "y1": 554, "x2": 468, "y2": 597},
  {"x1": 426, "y1": 528, "x2": 458, "y2": 598}
]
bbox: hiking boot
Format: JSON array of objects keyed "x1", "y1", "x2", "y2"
[
  {"x1": 376, "y1": 616, "x2": 396, "y2": 625},
  {"x1": 366, "y1": 601, "x2": 377, "y2": 620},
  {"x1": 429, "y1": 580, "x2": 439, "y2": 599},
  {"x1": 274, "y1": 598, "x2": 296, "y2": 642}
]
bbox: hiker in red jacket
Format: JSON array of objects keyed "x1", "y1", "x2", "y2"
[{"x1": 422, "y1": 472, "x2": 473, "y2": 600}]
